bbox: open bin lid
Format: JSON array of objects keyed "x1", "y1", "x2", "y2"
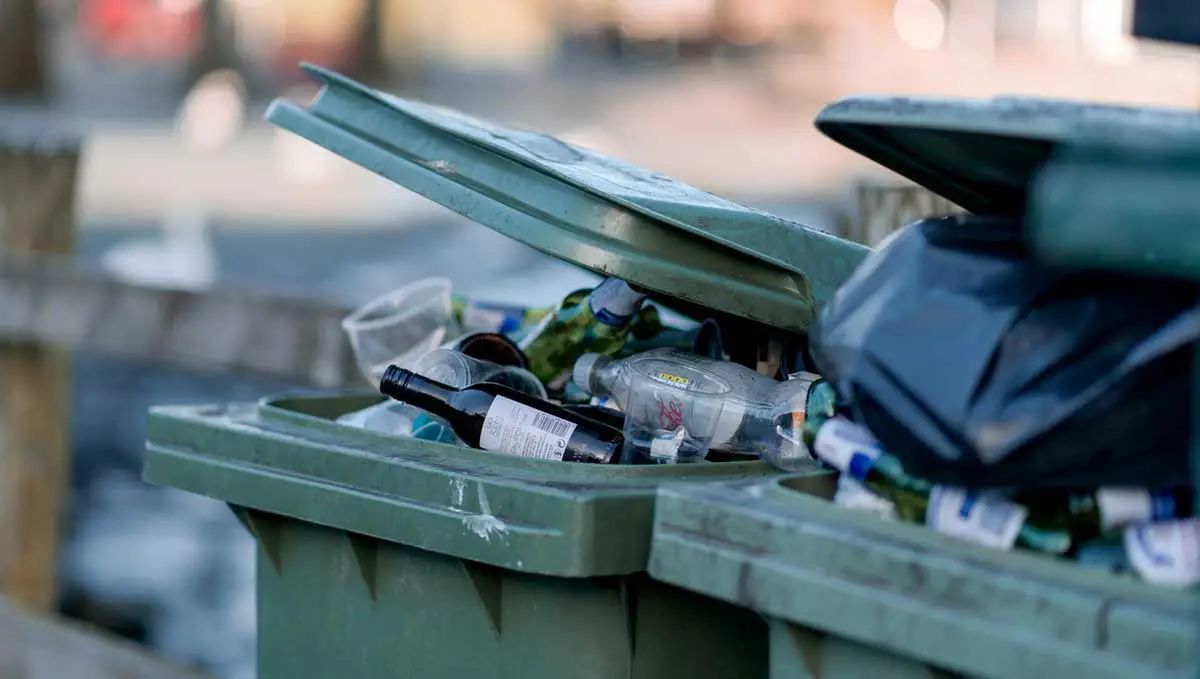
[
  {"x1": 816, "y1": 95, "x2": 1200, "y2": 215},
  {"x1": 266, "y1": 64, "x2": 869, "y2": 333}
]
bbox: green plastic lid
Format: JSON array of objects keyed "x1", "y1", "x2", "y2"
[
  {"x1": 266, "y1": 64, "x2": 868, "y2": 333},
  {"x1": 816, "y1": 95, "x2": 1200, "y2": 215}
]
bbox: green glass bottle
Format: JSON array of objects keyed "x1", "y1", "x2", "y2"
[
  {"x1": 1017, "y1": 487, "x2": 1194, "y2": 538},
  {"x1": 800, "y1": 379, "x2": 837, "y2": 450},
  {"x1": 519, "y1": 278, "x2": 647, "y2": 393},
  {"x1": 813, "y1": 418, "x2": 1073, "y2": 555}
]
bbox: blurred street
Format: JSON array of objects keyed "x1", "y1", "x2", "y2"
[{"x1": 1, "y1": 1, "x2": 1198, "y2": 677}]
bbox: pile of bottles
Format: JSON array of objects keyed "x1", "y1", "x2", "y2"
[
  {"x1": 339, "y1": 274, "x2": 1197, "y2": 588},
  {"x1": 340, "y1": 275, "x2": 833, "y2": 467},
  {"x1": 810, "y1": 415, "x2": 1200, "y2": 588}
]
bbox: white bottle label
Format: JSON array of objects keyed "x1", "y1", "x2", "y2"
[
  {"x1": 588, "y1": 278, "x2": 645, "y2": 325},
  {"x1": 480, "y1": 395, "x2": 577, "y2": 461},
  {"x1": 1096, "y1": 487, "x2": 1154, "y2": 531},
  {"x1": 812, "y1": 417, "x2": 882, "y2": 478},
  {"x1": 833, "y1": 476, "x2": 897, "y2": 521},
  {"x1": 926, "y1": 486, "x2": 1027, "y2": 550},
  {"x1": 1124, "y1": 518, "x2": 1200, "y2": 587}
]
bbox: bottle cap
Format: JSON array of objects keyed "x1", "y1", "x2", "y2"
[
  {"x1": 589, "y1": 278, "x2": 646, "y2": 326},
  {"x1": 572, "y1": 352, "x2": 608, "y2": 392}
]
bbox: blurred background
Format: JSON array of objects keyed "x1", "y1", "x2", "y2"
[{"x1": 0, "y1": 1, "x2": 1198, "y2": 677}]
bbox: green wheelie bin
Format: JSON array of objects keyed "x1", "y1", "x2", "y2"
[
  {"x1": 142, "y1": 65, "x2": 868, "y2": 679},
  {"x1": 647, "y1": 96, "x2": 1200, "y2": 679}
]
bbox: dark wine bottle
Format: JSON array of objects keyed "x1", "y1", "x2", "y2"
[
  {"x1": 561, "y1": 403, "x2": 626, "y2": 431},
  {"x1": 380, "y1": 366, "x2": 623, "y2": 464}
]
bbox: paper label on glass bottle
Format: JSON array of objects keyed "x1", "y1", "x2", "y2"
[
  {"x1": 1096, "y1": 487, "x2": 1154, "y2": 531},
  {"x1": 926, "y1": 486, "x2": 1027, "y2": 550},
  {"x1": 1124, "y1": 519, "x2": 1200, "y2": 587},
  {"x1": 589, "y1": 278, "x2": 645, "y2": 326},
  {"x1": 480, "y1": 395, "x2": 577, "y2": 461},
  {"x1": 812, "y1": 417, "x2": 882, "y2": 479}
]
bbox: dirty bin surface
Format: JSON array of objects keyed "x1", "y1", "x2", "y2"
[
  {"x1": 649, "y1": 478, "x2": 1199, "y2": 679},
  {"x1": 144, "y1": 396, "x2": 834, "y2": 678}
]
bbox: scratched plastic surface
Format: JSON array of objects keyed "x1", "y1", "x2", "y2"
[
  {"x1": 816, "y1": 95, "x2": 1200, "y2": 214},
  {"x1": 142, "y1": 395, "x2": 833, "y2": 678},
  {"x1": 649, "y1": 478, "x2": 1198, "y2": 679},
  {"x1": 143, "y1": 394, "x2": 825, "y2": 576},
  {"x1": 265, "y1": 64, "x2": 870, "y2": 331}
]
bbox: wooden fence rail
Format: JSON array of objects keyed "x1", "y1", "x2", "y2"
[
  {"x1": 0, "y1": 252, "x2": 360, "y2": 387},
  {"x1": 0, "y1": 597, "x2": 212, "y2": 679}
]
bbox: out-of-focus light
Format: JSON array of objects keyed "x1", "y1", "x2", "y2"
[
  {"x1": 176, "y1": 69, "x2": 247, "y2": 151},
  {"x1": 273, "y1": 88, "x2": 338, "y2": 185},
  {"x1": 893, "y1": 0, "x2": 946, "y2": 51},
  {"x1": 559, "y1": 126, "x2": 621, "y2": 156},
  {"x1": 615, "y1": 0, "x2": 716, "y2": 42},
  {"x1": 716, "y1": 0, "x2": 781, "y2": 46},
  {"x1": 1081, "y1": 0, "x2": 1135, "y2": 62},
  {"x1": 158, "y1": 0, "x2": 203, "y2": 16},
  {"x1": 229, "y1": 0, "x2": 286, "y2": 64}
]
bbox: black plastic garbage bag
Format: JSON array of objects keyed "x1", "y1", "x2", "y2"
[{"x1": 812, "y1": 214, "x2": 1200, "y2": 489}]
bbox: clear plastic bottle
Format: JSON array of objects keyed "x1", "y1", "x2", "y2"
[{"x1": 572, "y1": 348, "x2": 834, "y2": 462}]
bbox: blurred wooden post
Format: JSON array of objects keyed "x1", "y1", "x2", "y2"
[
  {"x1": 0, "y1": 128, "x2": 80, "y2": 610},
  {"x1": 354, "y1": 0, "x2": 389, "y2": 80},
  {"x1": 0, "y1": 0, "x2": 46, "y2": 97},
  {"x1": 850, "y1": 179, "x2": 962, "y2": 246}
]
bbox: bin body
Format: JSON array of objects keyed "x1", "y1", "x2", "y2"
[
  {"x1": 649, "y1": 479, "x2": 1199, "y2": 679},
  {"x1": 249, "y1": 515, "x2": 763, "y2": 679},
  {"x1": 145, "y1": 396, "x2": 834, "y2": 678}
]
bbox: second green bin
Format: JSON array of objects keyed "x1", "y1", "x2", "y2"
[
  {"x1": 649, "y1": 478, "x2": 1198, "y2": 679},
  {"x1": 646, "y1": 94, "x2": 1200, "y2": 679}
]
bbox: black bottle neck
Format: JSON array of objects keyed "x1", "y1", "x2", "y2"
[{"x1": 379, "y1": 366, "x2": 458, "y2": 415}]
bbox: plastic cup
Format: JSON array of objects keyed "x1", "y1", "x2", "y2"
[
  {"x1": 620, "y1": 358, "x2": 729, "y2": 464},
  {"x1": 342, "y1": 277, "x2": 453, "y2": 384}
]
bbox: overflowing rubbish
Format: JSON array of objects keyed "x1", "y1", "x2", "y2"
[
  {"x1": 811, "y1": 414, "x2": 1198, "y2": 586},
  {"x1": 337, "y1": 274, "x2": 828, "y2": 466},
  {"x1": 812, "y1": 215, "x2": 1200, "y2": 490},
  {"x1": 793, "y1": 214, "x2": 1200, "y2": 588},
  {"x1": 338, "y1": 249, "x2": 1199, "y2": 590}
]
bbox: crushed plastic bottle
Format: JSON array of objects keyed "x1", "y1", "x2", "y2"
[{"x1": 572, "y1": 348, "x2": 832, "y2": 462}]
